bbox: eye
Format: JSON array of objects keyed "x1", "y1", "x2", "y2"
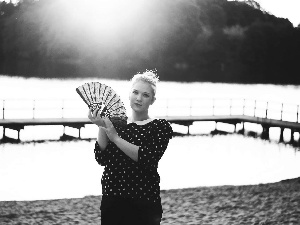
[
  {"x1": 132, "y1": 90, "x2": 138, "y2": 94},
  {"x1": 143, "y1": 93, "x2": 150, "y2": 98}
]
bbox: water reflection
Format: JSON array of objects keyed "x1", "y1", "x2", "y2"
[
  {"x1": 160, "y1": 135, "x2": 300, "y2": 189},
  {"x1": 0, "y1": 134, "x2": 300, "y2": 201}
]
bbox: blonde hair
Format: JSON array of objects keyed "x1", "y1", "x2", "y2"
[{"x1": 131, "y1": 70, "x2": 159, "y2": 96}]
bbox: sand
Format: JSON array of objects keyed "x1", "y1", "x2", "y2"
[{"x1": 1, "y1": 178, "x2": 299, "y2": 225}]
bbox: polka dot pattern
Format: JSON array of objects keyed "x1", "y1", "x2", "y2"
[{"x1": 94, "y1": 119, "x2": 173, "y2": 203}]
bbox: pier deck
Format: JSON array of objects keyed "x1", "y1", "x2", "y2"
[
  {"x1": 1, "y1": 115, "x2": 300, "y2": 142},
  {"x1": 1, "y1": 115, "x2": 300, "y2": 129}
]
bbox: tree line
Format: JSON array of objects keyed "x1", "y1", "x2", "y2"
[{"x1": 0, "y1": 0, "x2": 300, "y2": 84}]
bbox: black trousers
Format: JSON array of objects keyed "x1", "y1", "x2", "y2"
[{"x1": 100, "y1": 195, "x2": 162, "y2": 225}]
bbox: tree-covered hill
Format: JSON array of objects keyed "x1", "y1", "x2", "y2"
[{"x1": 0, "y1": 0, "x2": 299, "y2": 84}]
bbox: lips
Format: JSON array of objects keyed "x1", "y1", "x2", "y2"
[{"x1": 134, "y1": 102, "x2": 142, "y2": 107}]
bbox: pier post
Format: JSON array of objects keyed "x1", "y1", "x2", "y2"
[
  {"x1": 297, "y1": 105, "x2": 299, "y2": 123},
  {"x1": 261, "y1": 125, "x2": 269, "y2": 140},
  {"x1": 238, "y1": 122, "x2": 245, "y2": 135},
  {"x1": 254, "y1": 100, "x2": 256, "y2": 117},
  {"x1": 230, "y1": 99, "x2": 232, "y2": 116},
  {"x1": 289, "y1": 129, "x2": 294, "y2": 144},
  {"x1": 1, "y1": 126, "x2": 22, "y2": 143},
  {"x1": 279, "y1": 128, "x2": 284, "y2": 143},
  {"x1": 33, "y1": 100, "x2": 35, "y2": 119},
  {"x1": 242, "y1": 122, "x2": 245, "y2": 134},
  {"x1": 2, "y1": 99, "x2": 4, "y2": 119},
  {"x1": 280, "y1": 103, "x2": 283, "y2": 121},
  {"x1": 212, "y1": 99, "x2": 215, "y2": 116},
  {"x1": 265, "y1": 102, "x2": 268, "y2": 118},
  {"x1": 62, "y1": 100, "x2": 65, "y2": 118},
  {"x1": 60, "y1": 124, "x2": 85, "y2": 140}
]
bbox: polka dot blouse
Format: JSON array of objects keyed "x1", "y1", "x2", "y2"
[{"x1": 94, "y1": 119, "x2": 173, "y2": 203}]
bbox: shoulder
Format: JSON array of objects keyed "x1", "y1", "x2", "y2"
[
  {"x1": 151, "y1": 119, "x2": 173, "y2": 138},
  {"x1": 152, "y1": 118, "x2": 170, "y2": 126}
]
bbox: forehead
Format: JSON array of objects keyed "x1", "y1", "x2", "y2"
[{"x1": 132, "y1": 81, "x2": 153, "y2": 93}]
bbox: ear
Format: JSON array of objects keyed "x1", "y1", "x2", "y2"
[{"x1": 151, "y1": 96, "x2": 156, "y2": 105}]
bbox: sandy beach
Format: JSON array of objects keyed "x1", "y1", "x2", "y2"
[{"x1": 1, "y1": 177, "x2": 299, "y2": 225}]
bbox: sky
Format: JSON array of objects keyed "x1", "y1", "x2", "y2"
[
  {"x1": 4, "y1": 0, "x2": 300, "y2": 27},
  {"x1": 256, "y1": 0, "x2": 300, "y2": 27}
]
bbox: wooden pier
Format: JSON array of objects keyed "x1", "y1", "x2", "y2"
[
  {"x1": 1, "y1": 98, "x2": 300, "y2": 144},
  {"x1": 1, "y1": 115, "x2": 300, "y2": 144}
]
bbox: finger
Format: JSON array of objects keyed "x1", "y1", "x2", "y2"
[
  {"x1": 92, "y1": 109, "x2": 99, "y2": 118},
  {"x1": 88, "y1": 108, "x2": 94, "y2": 120}
]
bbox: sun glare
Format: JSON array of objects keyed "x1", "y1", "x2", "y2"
[{"x1": 63, "y1": 0, "x2": 145, "y2": 38}]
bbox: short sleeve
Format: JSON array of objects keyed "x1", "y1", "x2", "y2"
[
  {"x1": 94, "y1": 141, "x2": 109, "y2": 166},
  {"x1": 138, "y1": 119, "x2": 173, "y2": 167}
]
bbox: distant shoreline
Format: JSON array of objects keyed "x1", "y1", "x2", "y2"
[{"x1": 2, "y1": 74, "x2": 300, "y2": 86}]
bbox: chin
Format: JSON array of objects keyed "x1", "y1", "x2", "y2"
[{"x1": 132, "y1": 107, "x2": 146, "y2": 113}]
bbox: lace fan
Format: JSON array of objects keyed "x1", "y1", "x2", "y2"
[{"x1": 76, "y1": 82, "x2": 127, "y2": 127}]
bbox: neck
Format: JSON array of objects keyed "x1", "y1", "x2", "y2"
[{"x1": 131, "y1": 110, "x2": 150, "y2": 122}]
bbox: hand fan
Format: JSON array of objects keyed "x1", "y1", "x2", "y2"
[{"x1": 76, "y1": 82, "x2": 127, "y2": 127}]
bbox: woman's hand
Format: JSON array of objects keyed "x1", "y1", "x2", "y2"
[
  {"x1": 88, "y1": 108, "x2": 105, "y2": 127},
  {"x1": 103, "y1": 117, "x2": 119, "y2": 143}
]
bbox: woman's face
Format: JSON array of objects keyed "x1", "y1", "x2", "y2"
[{"x1": 129, "y1": 80, "x2": 155, "y2": 113}]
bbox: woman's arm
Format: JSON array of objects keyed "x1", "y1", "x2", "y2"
[
  {"x1": 135, "y1": 119, "x2": 173, "y2": 167},
  {"x1": 103, "y1": 118, "x2": 139, "y2": 162},
  {"x1": 102, "y1": 118, "x2": 173, "y2": 164},
  {"x1": 97, "y1": 127, "x2": 109, "y2": 150},
  {"x1": 113, "y1": 136, "x2": 139, "y2": 162}
]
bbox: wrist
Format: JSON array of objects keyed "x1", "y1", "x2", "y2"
[{"x1": 94, "y1": 118, "x2": 105, "y2": 127}]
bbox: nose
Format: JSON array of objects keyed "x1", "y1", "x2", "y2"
[{"x1": 136, "y1": 93, "x2": 142, "y2": 101}]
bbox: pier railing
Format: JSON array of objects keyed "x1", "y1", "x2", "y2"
[
  {"x1": 1, "y1": 99, "x2": 83, "y2": 120},
  {"x1": 156, "y1": 98, "x2": 300, "y2": 123},
  {"x1": 1, "y1": 98, "x2": 299, "y2": 123}
]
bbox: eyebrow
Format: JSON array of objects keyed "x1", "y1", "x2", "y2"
[{"x1": 132, "y1": 89, "x2": 151, "y2": 94}]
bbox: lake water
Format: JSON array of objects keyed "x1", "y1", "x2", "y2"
[{"x1": 1, "y1": 75, "x2": 300, "y2": 201}]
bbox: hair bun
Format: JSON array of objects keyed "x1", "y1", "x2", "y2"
[{"x1": 143, "y1": 69, "x2": 159, "y2": 82}]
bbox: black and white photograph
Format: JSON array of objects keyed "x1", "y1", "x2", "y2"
[{"x1": 0, "y1": 0, "x2": 300, "y2": 224}]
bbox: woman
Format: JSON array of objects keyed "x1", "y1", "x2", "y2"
[{"x1": 88, "y1": 71, "x2": 173, "y2": 225}]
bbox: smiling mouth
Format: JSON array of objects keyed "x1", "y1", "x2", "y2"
[{"x1": 134, "y1": 103, "x2": 142, "y2": 107}]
